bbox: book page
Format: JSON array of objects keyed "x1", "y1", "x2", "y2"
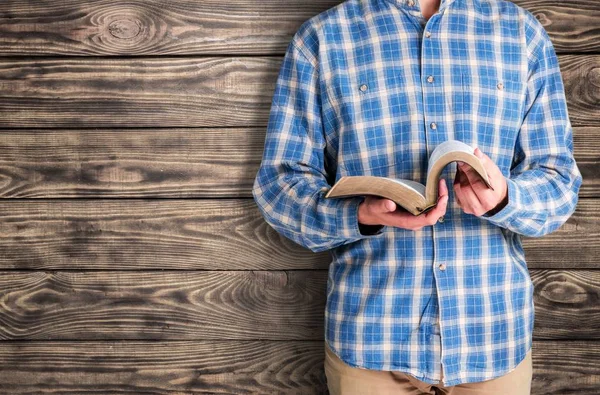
[
  {"x1": 324, "y1": 176, "x2": 428, "y2": 215},
  {"x1": 387, "y1": 178, "x2": 426, "y2": 197},
  {"x1": 427, "y1": 140, "x2": 474, "y2": 176},
  {"x1": 424, "y1": 140, "x2": 492, "y2": 206}
]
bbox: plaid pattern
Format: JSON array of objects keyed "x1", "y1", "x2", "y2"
[{"x1": 252, "y1": 0, "x2": 581, "y2": 386}]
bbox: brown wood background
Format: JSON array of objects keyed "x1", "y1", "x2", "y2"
[{"x1": 0, "y1": 1, "x2": 598, "y2": 393}]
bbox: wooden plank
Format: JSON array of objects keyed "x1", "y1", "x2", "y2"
[
  {"x1": 513, "y1": 0, "x2": 600, "y2": 53},
  {"x1": 573, "y1": 127, "x2": 600, "y2": 198},
  {"x1": 530, "y1": 270, "x2": 600, "y2": 340},
  {"x1": 0, "y1": 126, "x2": 595, "y2": 198},
  {"x1": 0, "y1": 55, "x2": 596, "y2": 128},
  {"x1": 0, "y1": 199, "x2": 596, "y2": 270},
  {"x1": 0, "y1": 199, "x2": 327, "y2": 271},
  {"x1": 0, "y1": 0, "x2": 340, "y2": 56},
  {"x1": 0, "y1": 57, "x2": 277, "y2": 128},
  {"x1": 0, "y1": 128, "x2": 264, "y2": 198},
  {"x1": 532, "y1": 340, "x2": 600, "y2": 394},
  {"x1": 0, "y1": 340, "x2": 330, "y2": 394},
  {"x1": 521, "y1": 198, "x2": 599, "y2": 269},
  {"x1": 0, "y1": 340, "x2": 598, "y2": 394},
  {"x1": 0, "y1": 269, "x2": 598, "y2": 340},
  {"x1": 0, "y1": 270, "x2": 326, "y2": 341},
  {"x1": 0, "y1": 1, "x2": 596, "y2": 56}
]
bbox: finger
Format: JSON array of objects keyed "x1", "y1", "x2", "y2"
[
  {"x1": 388, "y1": 196, "x2": 447, "y2": 230},
  {"x1": 437, "y1": 177, "x2": 449, "y2": 200},
  {"x1": 380, "y1": 198, "x2": 396, "y2": 213},
  {"x1": 454, "y1": 166, "x2": 471, "y2": 189},
  {"x1": 453, "y1": 171, "x2": 464, "y2": 207},
  {"x1": 426, "y1": 194, "x2": 448, "y2": 220},
  {"x1": 457, "y1": 183, "x2": 484, "y2": 214},
  {"x1": 366, "y1": 196, "x2": 396, "y2": 214},
  {"x1": 457, "y1": 161, "x2": 486, "y2": 189},
  {"x1": 474, "y1": 147, "x2": 503, "y2": 179},
  {"x1": 387, "y1": 209, "x2": 429, "y2": 230},
  {"x1": 457, "y1": 162, "x2": 495, "y2": 200},
  {"x1": 431, "y1": 178, "x2": 449, "y2": 214},
  {"x1": 386, "y1": 179, "x2": 449, "y2": 230},
  {"x1": 424, "y1": 180, "x2": 448, "y2": 223}
]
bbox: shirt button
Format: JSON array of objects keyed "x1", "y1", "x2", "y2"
[
  {"x1": 407, "y1": 0, "x2": 415, "y2": 6},
  {"x1": 497, "y1": 82, "x2": 504, "y2": 90},
  {"x1": 427, "y1": 75, "x2": 434, "y2": 83},
  {"x1": 438, "y1": 215, "x2": 445, "y2": 223},
  {"x1": 430, "y1": 122, "x2": 437, "y2": 130},
  {"x1": 425, "y1": 31, "x2": 431, "y2": 38},
  {"x1": 360, "y1": 84, "x2": 368, "y2": 92},
  {"x1": 439, "y1": 263, "x2": 446, "y2": 271}
]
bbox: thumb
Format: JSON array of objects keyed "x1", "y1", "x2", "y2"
[
  {"x1": 379, "y1": 198, "x2": 396, "y2": 213},
  {"x1": 474, "y1": 147, "x2": 501, "y2": 177}
]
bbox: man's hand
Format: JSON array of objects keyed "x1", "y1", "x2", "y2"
[
  {"x1": 357, "y1": 178, "x2": 449, "y2": 231},
  {"x1": 454, "y1": 147, "x2": 508, "y2": 216}
]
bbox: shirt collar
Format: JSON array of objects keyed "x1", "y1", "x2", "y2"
[{"x1": 381, "y1": 0, "x2": 457, "y2": 13}]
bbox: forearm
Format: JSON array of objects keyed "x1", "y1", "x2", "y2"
[
  {"x1": 482, "y1": 157, "x2": 582, "y2": 237},
  {"x1": 252, "y1": 163, "x2": 383, "y2": 253}
]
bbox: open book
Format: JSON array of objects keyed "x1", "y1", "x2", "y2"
[{"x1": 325, "y1": 140, "x2": 493, "y2": 215}]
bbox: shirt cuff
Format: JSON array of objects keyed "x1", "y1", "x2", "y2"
[
  {"x1": 481, "y1": 176, "x2": 520, "y2": 227},
  {"x1": 337, "y1": 195, "x2": 385, "y2": 238}
]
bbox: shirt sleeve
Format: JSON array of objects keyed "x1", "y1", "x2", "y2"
[
  {"x1": 252, "y1": 38, "x2": 385, "y2": 253},
  {"x1": 481, "y1": 23, "x2": 583, "y2": 237}
]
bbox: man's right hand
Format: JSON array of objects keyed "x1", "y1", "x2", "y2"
[{"x1": 357, "y1": 178, "x2": 449, "y2": 231}]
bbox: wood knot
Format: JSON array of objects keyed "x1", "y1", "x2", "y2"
[
  {"x1": 108, "y1": 18, "x2": 141, "y2": 39},
  {"x1": 589, "y1": 66, "x2": 600, "y2": 90}
]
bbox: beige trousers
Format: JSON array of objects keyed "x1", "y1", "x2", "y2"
[{"x1": 324, "y1": 342, "x2": 532, "y2": 395}]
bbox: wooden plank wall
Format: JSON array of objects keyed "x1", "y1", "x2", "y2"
[{"x1": 0, "y1": 0, "x2": 598, "y2": 393}]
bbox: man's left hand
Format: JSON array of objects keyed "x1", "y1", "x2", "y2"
[{"x1": 453, "y1": 147, "x2": 508, "y2": 216}]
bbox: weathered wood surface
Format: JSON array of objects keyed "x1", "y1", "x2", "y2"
[
  {"x1": 0, "y1": 128, "x2": 264, "y2": 198},
  {"x1": 0, "y1": 0, "x2": 597, "y2": 56},
  {"x1": 0, "y1": 340, "x2": 597, "y2": 394},
  {"x1": 0, "y1": 340, "x2": 329, "y2": 394},
  {"x1": 0, "y1": 199, "x2": 316, "y2": 271},
  {"x1": 521, "y1": 198, "x2": 599, "y2": 269},
  {"x1": 0, "y1": 199, "x2": 596, "y2": 270},
  {"x1": 0, "y1": 269, "x2": 597, "y2": 340},
  {"x1": 0, "y1": 0, "x2": 597, "y2": 393},
  {"x1": 0, "y1": 126, "x2": 596, "y2": 198},
  {"x1": 0, "y1": 55, "x2": 596, "y2": 128}
]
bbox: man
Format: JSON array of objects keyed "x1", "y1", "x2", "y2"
[{"x1": 252, "y1": 0, "x2": 582, "y2": 393}]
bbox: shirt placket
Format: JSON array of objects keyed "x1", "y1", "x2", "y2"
[{"x1": 403, "y1": 0, "x2": 451, "y2": 383}]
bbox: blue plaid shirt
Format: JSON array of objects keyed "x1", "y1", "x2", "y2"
[{"x1": 252, "y1": 0, "x2": 582, "y2": 386}]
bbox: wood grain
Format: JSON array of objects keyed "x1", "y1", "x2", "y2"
[
  {"x1": 0, "y1": 198, "x2": 595, "y2": 270},
  {"x1": 0, "y1": 0, "x2": 596, "y2": 56},
  {"x1": 530, "y1": 270, "x2": 600, "y2": 340},
  {"x1": 0, "y1": 270, "x2": 327, "y2": 341},
  {"x1": 532, "y1": 340, "x2": 600, "y2": 394},
  {"x1": 0, "y1": 128, "x2": 264, "y2": 198},
  {"x1": 0, "y1": 126, "x2": 595, "y2": 198},
  {"x1": 0, "y1": 340, "x2": 598, "y2": 394},
  {"x1": 516, "y1": 0, "x2": 600, "y2": 53},
  {"x1": 0, "y1": 269, "x2": 597, "y2": 340},
  {"x1": 0, "y1": 1, "x2": 597, "y2": 393},
  {"x1": 0, "y1": 55, "x2": 596, "y2": 128},
  {"x1": 0, "y1": 199, "x2": 324, "y2": 271},
  {"x1": 521, "y1": 198, "x2": 599, "y2": 269},
  {"x1": 0, "y1": 57, "x2": 277, "y2": 128},
  {"x1": 0, "y1": 340, "x2": 329, "y2": 394}
]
